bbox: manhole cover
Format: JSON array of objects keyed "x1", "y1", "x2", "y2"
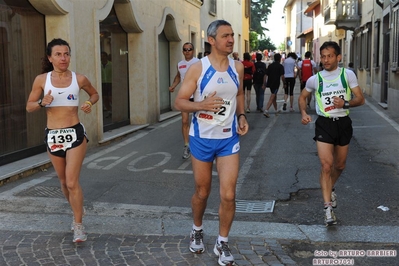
[
  {"x1": 16, "y1": 186, "x2": 64, "y2": 198},
  {"x1": 235, "y1": 200, "x2": 275, "y2": 213}
]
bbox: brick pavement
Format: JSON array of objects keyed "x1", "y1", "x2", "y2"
[{"x1": 0, "y1": 230, "x2": 297, "y2": 266}]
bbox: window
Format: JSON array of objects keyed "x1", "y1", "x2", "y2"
[
  {"x1": 209, "y1": 0, "x2": 217, "y2": 15},
  {"x1": 354, "y1": 31, "x2": 361, "y2": 70},
  {"x1": 392, "y1": 7, "x2": 399, "y2": 71},
  {"x1": 0, "y1": 1, "x2": 46, "y2": 165},
  {"x1": 373, "y1": 20, "x2": 380, "y2": 68},
  {"x1": 362, "y1": 23, "x2": 371, "y2": 70},
  {"x1": 245, "y1": 0, "x2": 250, "y2": 18}
]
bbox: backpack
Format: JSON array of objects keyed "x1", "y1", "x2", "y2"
[{"x1": 253, "y1": 61, "x2": 266, "y2": 83}]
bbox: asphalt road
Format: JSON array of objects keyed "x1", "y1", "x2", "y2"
[
  {"x1": 1, "y1": 89, "x2": 399, "y2": 227},
  {"x1": 0, "y1": 88, "x2": 398, "y2": 265}
]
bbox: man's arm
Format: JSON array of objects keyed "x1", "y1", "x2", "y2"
[
  {"x1": 235, "y1": 61, "x2": 248, "y2": 136},
  {"x1": 262, "y1": 74, "x2": 267, "y2": 89},
  {"x1": 348, "y1": 86, "x2": 365, "y2": 107},
  {"x1": 298, "y1": 88, "x2": 312, "y2": 125},
  {"x1": 297, "y1": 68, "x2": 302, "y2": 81},
  {"x1": 169, "y1": 67, "x2": 181, "y2": 92},
  {"x1": 312, "y1": 61, "x2": 318, "y2": 74},
  {"x1": 175, "y1": 62, "x2": 224, "y2": 113},
  {"x1": 335, "y1": 70, "x2": 365, "y2": 109}
]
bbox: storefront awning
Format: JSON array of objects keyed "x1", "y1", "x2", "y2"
[
  {"x1": 304, "y1": 0, "x2": 320, "y2": 15},
  {"x1": 297, "y1": 27, "x2": 313, "y2": 38}
]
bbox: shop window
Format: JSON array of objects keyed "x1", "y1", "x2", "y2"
[
  {"x1": 373, "y1": 20, "x2": 380, "y2": 68},
  {"x1": 100, "y1": 6, "x2": 130, "y2": 132},
  {"x1": 361, "y1": 24, "x2": 371, "y2": 71},
  {"x1": 0, "y1": 1, "x2": 46, "y2": 165},
  {"x1": 392, "y1": 7, "x2": 399, "y2": 71}
]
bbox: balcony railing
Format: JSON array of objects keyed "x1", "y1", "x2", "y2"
[
  {"x1": 324, "y1": 5, "x2": 336, "y2": 25},
  {"x1": 335, "y1": 0, "x2": 361, "y2": 30}
]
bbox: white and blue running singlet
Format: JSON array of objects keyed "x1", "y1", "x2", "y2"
[{"x1": 189, "y1": 56, "x2": 240, "y2": 139}]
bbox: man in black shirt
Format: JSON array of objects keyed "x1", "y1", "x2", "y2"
[
  {"x1": 252, "y1": 53, "x2": 267, "y2": 112},
  {"x1": 263, "y1": 53, "x2": 285, "y2": 117}
]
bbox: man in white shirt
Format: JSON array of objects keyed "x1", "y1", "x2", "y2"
[
  {"x1": 299, "y1": 41, "x2": 365, "y2": 226},
  {"x1": 169, "y1": 42, "x2": 199, "y2": 159}
]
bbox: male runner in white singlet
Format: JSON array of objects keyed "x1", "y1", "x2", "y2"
[
  {"x1": 299, "y1": 41, "x2": 365, "y2": 226},
  {"x1": 175, "y1": 20, "x2": 248, "y2": 266}
]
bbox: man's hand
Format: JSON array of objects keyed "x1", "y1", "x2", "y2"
[
  {"x1": 237, "y1": 115, "x2": 249, "y2": 135},
  {"x1": 332, "y1": 96, "x2": 345, "y2": 108},
  {"x1": 201, "y1": 91, "x2": 224, "y2": 112},
  {"x1": 301, "y1": 114, "x2": 312, "y2": 125}
]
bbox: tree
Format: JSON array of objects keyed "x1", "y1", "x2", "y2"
[
  {"x1": 251, "y1": 0, "x2": 275, "y2": 38},
  {"x1": 278, "y1": 42, "x2": 285, "y2": 52},
  {"x1": 249, "y1": 31, "x2": 259, "y2": 51},
  {"x1": 258, "y1": 37, "x2": 276, "y2": 52}
]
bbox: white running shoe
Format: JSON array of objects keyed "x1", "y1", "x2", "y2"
[
  {"x1": 71, "y1": 207, "x2": 86, "y2": 231},
  {"x1": 182, "y1": 145, "x2": 191, "y2": 159},
  {"x1": 324, "y1": 206, "x2": 337, "y2": 226},
  {"x1": 73, "y1": 223, "x2": 87, "y2": 243},
  {"x1": 189, "y1": 229, "x2": 205, "y2": 254},
  {"x1": 331, "y1": 191, "x2": 337, "y2": 208},
  {"x1": 213, "y1": 240, "x2": 235, "y2": 266}
]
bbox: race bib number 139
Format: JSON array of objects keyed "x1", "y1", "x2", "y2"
[{"x1": 47, "y1": 128, "x2": 77, "y2": 152}]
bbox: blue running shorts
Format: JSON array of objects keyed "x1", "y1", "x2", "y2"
[{"x1": 189, "y1": 134, "x2": 240, "y2": 162}]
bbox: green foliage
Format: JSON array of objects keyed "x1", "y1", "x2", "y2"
[
  {"x1": 249, "y1": 31, "x2": 259, "y2": 51},
  {"x1": 251, "y1": 0, "x2": 275, "y2": 37},
  {"x1": 278, "y1": 42, "x2": 285, "y2": 52},
  {"x1": 258, "y1": 37, "x2": 276, "y2": 51}
]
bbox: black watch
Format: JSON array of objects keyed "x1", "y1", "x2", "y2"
[
  {"x1": 38, "y1": 99, "x2": 44, "y2": 107},
  {"x1": 343, "y1": 100, "x2": 350, "y2": 109}
]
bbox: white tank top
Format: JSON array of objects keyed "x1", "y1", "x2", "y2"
[
  {"x1": 44, "y1": 71, "x2": 80, "y2": 107},
  {"x1": 190, "y1": 57, "x2": 239, "y2": 139},
  {"x1": 178, "y1": 57, "x2": 199, "y2": 81}
]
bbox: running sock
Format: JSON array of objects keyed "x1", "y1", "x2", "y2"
[
  {"x1": 193, "y1": 224, "x2": 203, "y2": 231},
  {"x1": 324, "y1": 202, "x2": 332, "y2": 208},
  {"x1": 218, "y1": 235, "x2": 228, "y2": 244}
]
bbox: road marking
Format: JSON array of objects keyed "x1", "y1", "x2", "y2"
[
  {"x1": 236, "y1": 117, "x2": 277, "y2": 195},
  {"x1": 83, "y1": 132, "x2": 149, "y2": 165},
  {"x1": 365, "y1": 99, "x2": 399, "y2": 133},
  {"x1": 178, "y1": 159, "x2": 191, "y2": 170},
  {"x1": 162, "y1": 169, "x2": 218, "y2": 176},
  {"x1": 127, "y1": 152, "x2": 171, "y2": 172},
  {"x1": 87, "y1": 151, "x2": 138, "y2": 170}
]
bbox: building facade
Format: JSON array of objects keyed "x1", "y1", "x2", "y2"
[
  {"x1": 284, "y1": 0, "x2": 313, "y2": 57},
  {"x1": 285, "y1": 0, "x2": 399, "y2": 114},
  {"x1": 0, "y1": 0, "x2": 248, "y2": 166}
]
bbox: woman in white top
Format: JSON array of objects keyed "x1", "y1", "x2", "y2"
[{"x1": 26, "y1": 38, "x2": 99, "y2": 242}]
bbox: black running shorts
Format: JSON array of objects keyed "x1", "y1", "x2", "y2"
[
  {"x1": 44, "y1": 123, "x2": 88, "y2": 157},
  {"x1": 313, "y1": 116, "x2": 353, "y2": 146}
]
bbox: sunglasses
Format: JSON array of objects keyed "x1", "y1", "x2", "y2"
[{"x1": 183, "y1": 48, "x2": 193, "y2": 52}]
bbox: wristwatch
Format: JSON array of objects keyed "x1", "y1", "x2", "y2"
[
  {"x1": 38, "y1": 99, "x2": 44, "y2": 107},
  {"x1": 343, "y1": 100, "x2": 350, "y2": 109}
]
